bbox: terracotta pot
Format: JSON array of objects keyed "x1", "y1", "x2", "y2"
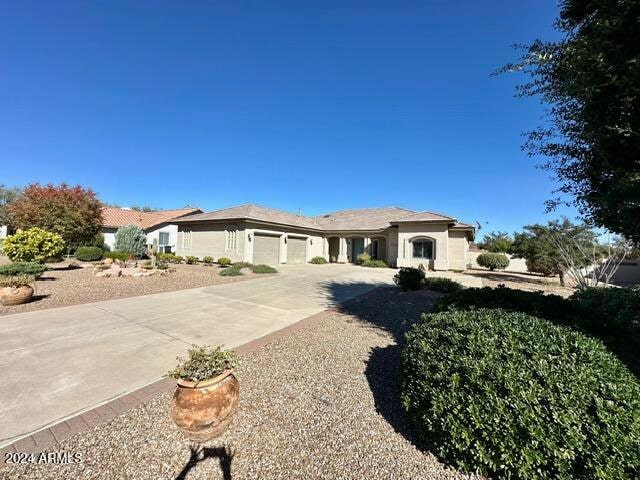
[
  {"x1": 170, "y1": 370, "x2": 239, "y2": 441},
  {"x1": 0, "y1": 285, "x2": 34, "y2": 306}
]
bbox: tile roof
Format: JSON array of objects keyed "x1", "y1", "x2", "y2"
[
  {"x1": 102, "y1": 207, "x2": 202, "y2": 230},
  {"x1": 389, "y1": 210, "x2": 457, "y2": 223},
  {"x1": 172, "y1": 203, "x2": 471, "y2": 233},
  {"x1": 172, "y1": 204, "x2": 319, "y2": 230},
  {"x1": 315, "y1": 207, "x2": 415, "y2": 231}
]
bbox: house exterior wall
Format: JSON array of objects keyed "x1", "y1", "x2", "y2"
[
  {"x1": 396, "y1": 223, "x2": 451, "y2": 270},
  {"x1": 448, "y1": 230, "x2": 469, "y2": 271},
  {"x1": 146, "y1": 224, "x2": 179, "y2": 252},
  {"x1": 176, "y1": 222, "x2": 245, "y2": 262},
  {"x1": 244, "y1": 222, "x2": 323, "y2": 264},
  {"x1": 103, "y1": 227, "x2": 118, "y2": 251},
  {"x1": 387, "y1": 228, "x2": 399, "y2": 267}
]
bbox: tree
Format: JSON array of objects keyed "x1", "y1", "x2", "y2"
[
  {"x1": 130, "y1": 205, "x2": 157, "y2": 212},
  {"x1": 7, "y1": 183, "x2": 103, "y2": 252},
  {"x1": 502, "y1": 0, "x2": 640, "y2": 243},
  {"x1": 477, "y1": 231, "x2": 513, "y2": 253},
  {"x1": 0, "y1": 185, "x2": 22, "y2": 228},
  {"x1": 114, "y1": 225, "x2": 147, "y2": 258},
  {"x1": 511, "y1": 218, "x2": 598, "y2": 286}
]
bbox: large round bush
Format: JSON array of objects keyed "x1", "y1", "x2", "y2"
[
  {"x1": 476, "y1": 252, "x2": 510, "y2": 271},
  {"x1": 400, "y1": 308, "x2": 640, "y2": 479},
  {"x1": 74, "y1": 246, "x2": 104, "y2": 262},
  {"x1": 2, "y1": 227, "x2": 65, "y2": 263},
  {"x1": 114, "y1": 224, "x2": 147, "y2": 258}
]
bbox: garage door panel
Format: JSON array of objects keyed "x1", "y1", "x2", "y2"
[
  {"x1": 287, "y1": 237, "x2": 306, "y2": 264},
  {"x1": 253, "y1": 234, "x2": 280, "y2": 265}
]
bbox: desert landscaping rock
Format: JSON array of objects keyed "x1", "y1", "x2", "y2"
[
  {"x1": 1, "y1": 288, "x2": 481, "y2": 480},
  {"x1": 0, "y1": 263, "x2": 263, "y2": 315}
]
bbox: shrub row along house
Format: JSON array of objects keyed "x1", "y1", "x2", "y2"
[
  {"x1": 172, "y1": 204, "x2": 475, "y2": 269},
  {"x1": 101, "y1": 207, "x2": 202, "y2": 253}
]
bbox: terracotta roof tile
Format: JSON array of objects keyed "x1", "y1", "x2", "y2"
[{"x1": 102, "y1": 207, "x2": 201, "y2": 230}]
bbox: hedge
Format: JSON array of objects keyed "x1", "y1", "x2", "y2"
[{"x1": 400, "y1": 308, "x2": 640, "y2": 479}]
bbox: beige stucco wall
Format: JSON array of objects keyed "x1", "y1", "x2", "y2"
[
  {"x1": 176, "y1": 222, "x2": 245, "y2": 262},
  {"x1": 243, "y1": 222, "x2": 324, "y2": 264},
  {"x1": 396, "y1": 223, "x2": 451, "y2": 270},
  {"x1": 448, "y1": 230, "x2": 469, "y2": 271}
]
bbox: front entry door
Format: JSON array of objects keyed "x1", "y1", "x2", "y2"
[{"x1": 351, "y1": 238, "x2": 365, "y2": 263}]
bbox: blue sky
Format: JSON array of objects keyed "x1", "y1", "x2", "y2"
[{"x1": 0, "y1": 1, "x2": 577, "y2": 236}]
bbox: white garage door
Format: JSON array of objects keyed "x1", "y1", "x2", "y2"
[
  {"x1": 287, "y1": 237, "x2": 307, "y2": 264},
  {"x1": 253, "y1": 233, "x2": 280, "y2": 265}
]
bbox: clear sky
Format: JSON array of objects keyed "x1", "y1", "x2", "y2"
[{"x1": 0, "y1": 1, "x2": 578, "y2": 236}]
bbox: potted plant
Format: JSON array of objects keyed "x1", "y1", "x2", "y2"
[
  {"x1": 168, "y1": 345, "x2": 241, "y2": 441},
  {"x1": 0, "y1": 274, "x2": 35, "y2": 306}
]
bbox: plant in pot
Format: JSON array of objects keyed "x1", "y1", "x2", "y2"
[
  {"x1": 0, "y1": 274, "x2": 35, "y2": 306},
  {"x1": 168, "y1": 345, "x2": 241, "y2": 441}
]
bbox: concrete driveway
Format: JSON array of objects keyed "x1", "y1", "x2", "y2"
[{"x1": 0, "y1": 264, "x2": 395, "y2": 446}]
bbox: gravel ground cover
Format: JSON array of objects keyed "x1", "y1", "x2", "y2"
[
  {"x1": 2, "y1": 287, "x2": 480, "y2": 480},
  {"x1": 0, "y1": 262, "x2": 262, "y2": 315},
  {"x1": 464, "y1": 269, "x2": 575, "y2": 297}
]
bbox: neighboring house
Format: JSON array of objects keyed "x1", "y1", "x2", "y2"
[
  {"x1": 101, "y1": 207, "x2": 202, "y2": 253},
  {"x1": 174, "y1": 204, "x2": 475, "y2": 270}
]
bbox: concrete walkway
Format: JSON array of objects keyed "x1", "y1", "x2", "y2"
[{"x1": 0, "y1": 264, "x2": 399, "y2": 446}]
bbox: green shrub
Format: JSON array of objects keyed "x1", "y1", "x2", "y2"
[
  {"x1": 356, "y1": 252, "x2": 371, "y2": 265},
  {"x1": 361, "y1": 259, "x2": 388, "y2": 268},
  {"x1": 0, "y1": 274, "x2": 35, "y2": 287},
  {"x1": 2, "y1": 228, "x2": 65, "y2": 263},
  {"x1": 217, "y1": 257, "x2": 232, "y2": 267},
  {"x1": 171, "y1": 255, "x2": 184, "y2": 264},
  {"x1": 0, "y1": 262, "x2": 47, "y2": 277},
  {"x1": 202, "y1": 256, "x2": 214, "y2": 264},
  {"x1": 157, "y1": 252, "x2": 176, "y2": 262},
  {"x1": 434, "y1": 285, "x2": 571, "y2": 322},
  {"x1": 252, "y1": 264, "x2": 277, "y2": 274},
  {"x1": 233, "y1": 261, "x2": 253, "y2": 268},
  {"x1": 114, "y1": 225, "x2": 147, "y2": 258},
  {"x1": 571, "y1": 287, "x2": 640, "y2": 338},
  {"x1": 423, "y1": 277, "x2": 463, "y2": 294},
  {"x1": 103, "y1": 251, "x2": 129, "y2": 261},
  {"x1": 219, "y1": 265, "x2": 243, "y2": 276},
  {"x1": 400, "y1": 308, "x2": 640, "y2": 479},
  {"x1": 167, "y1": 345, "x2": 241, "y2": 382},
  {"x1": 74, "y1": 246, "x2": 104, "y2": 262},
  {"x1": 185, "y1": 255, "x2": 199, "y2": 264},
  {"x1": 309, "y1": 256, "x2": 328, "y2": 264},
  {"x1": 393, "y1": 267, "x2": 425, "y2": 291},
  {"x1": 476, "y1": 252, "x2": 510, "y2": 271}
]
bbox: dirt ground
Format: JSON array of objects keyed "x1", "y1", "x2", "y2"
[
  {"x1": 463, "y1": 268, "x2": 575, "y2": 297},
  {"x1": 0, "y1": 260, "x2": 263, "y2": 315}
]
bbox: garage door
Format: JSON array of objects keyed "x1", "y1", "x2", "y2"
[
  {"x1": 287, "y1": 237, "x2": 307, "y2": 264},
  {"x1": 253, "y1": 233, "x2": 280, "y2": 265}
]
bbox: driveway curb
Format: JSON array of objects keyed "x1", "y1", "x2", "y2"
[{"x1": 0, "y1": 305, "x2": 345, "y2": 464}]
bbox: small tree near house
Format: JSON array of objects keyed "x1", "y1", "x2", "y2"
[
  {"x1": 7, "y1": 183, "x2": 102, "y2": 253},
  {"x1": 114, "y1": 225, "x2": 147, "y2": 258}
]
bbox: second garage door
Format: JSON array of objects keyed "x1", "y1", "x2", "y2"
[
  {"x1": 253, "y1": 233, "x2": 280, "y2": 265},
  {"x1": 286, "y1": 237, "x2": 307, "y2": 264}
]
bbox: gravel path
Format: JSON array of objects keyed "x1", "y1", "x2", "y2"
[
  {"x1": 2, "y1": 287, "x2": 479, "y2": 480},
  {"x1": 0, "y1": 263, "x2": 262, "y2": 315}
]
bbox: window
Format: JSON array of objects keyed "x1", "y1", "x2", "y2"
[
  {"x1": 158, "y1": 231, "x2": 170, "y2": 246},
  {"x1": 182, "y1": 230, "x2": 192, "y2": 250},
  {"x1": 412, "y1": 239, "x2": 434, "y2": 259},
  {"x1": 225, "y1": 227, "x2": 237, "y2": 251}
]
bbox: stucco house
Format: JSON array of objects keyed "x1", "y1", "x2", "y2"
[
  {"x1": 174, "y1": 204, "x2": 475, "y2": 270},
  {"x1": 101, "y1": 207, "x2": 202, "y2": 253}
]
